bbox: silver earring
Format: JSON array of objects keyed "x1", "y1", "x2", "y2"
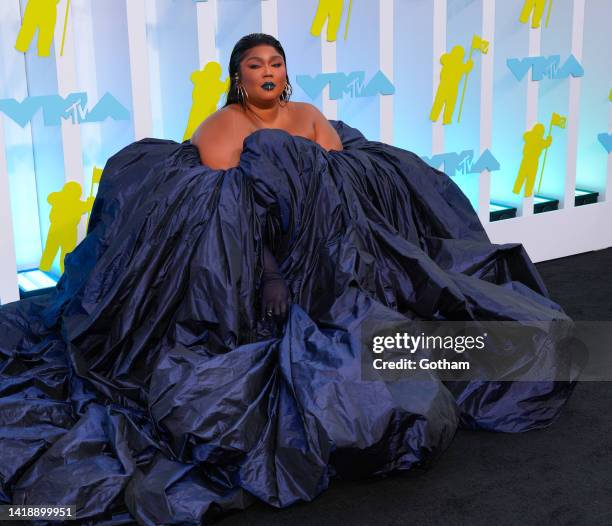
[
  {"x1": 282, "y1": 82, "x2": 292, "y2": 100},
  {"x1": 235, "y1": 73, "x2": 248, "y2": 105},
  {"x1": 239, "y1": 84, "x2": 248, "y2": 102}
]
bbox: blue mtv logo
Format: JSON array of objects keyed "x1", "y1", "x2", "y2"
[
  {"x1": 0, "y1": 92, "x2": 130, "y2": 127},
  {"x1": 296, "y1": 71, "x2": 395, "y2": 100},
  {"x1": 421, "y1": 150, "x2": 501, "y2": 177},
  {"x1": 507, "y1": 54, "x2": 584, "y2": 81},
  {"x1": 598, "y1": 133, "x2": 612, "y2": 154}
]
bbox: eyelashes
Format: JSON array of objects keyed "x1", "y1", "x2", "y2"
[{"x1": 248, "y1": 64, "x2": 283, "y2": 69}]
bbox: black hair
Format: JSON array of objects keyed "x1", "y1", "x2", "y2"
[{"x1": 223, "y1": 33, "x2": 292, "y2": 107}]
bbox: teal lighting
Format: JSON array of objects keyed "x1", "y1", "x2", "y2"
[
  {"x1": 533, "y1": 195, "x2": 559, "y2": 214},
  {"x1": 574, "y1": 188, "x2": 599, "y2": 206},
  {"x1": 17, "y1": 269, "x2": 58, "y2": 298},
  {"x1": 490, "y1": 202, "x2": 517, "y2": 222}
]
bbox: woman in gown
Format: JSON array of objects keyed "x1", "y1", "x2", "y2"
[
  {"x1": 191, "y1": 33, "x2": 346, "y2": 320},
  {"x1": 0, "y1": 34, "x2": 578, "y2": 525}
]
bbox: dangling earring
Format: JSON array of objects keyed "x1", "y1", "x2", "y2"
[
  {"x1": 280, "y1": 82, "x2": 292, "y2": 105},
  {"x1": 235, "y1": 73, "x2": 248, "y2": 105},
  {"x1": 238, "y1": 84, "x2": 248, "y2": 105}
]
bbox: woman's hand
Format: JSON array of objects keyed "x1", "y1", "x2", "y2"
[
  {"x1": 261, "y1": 245, "x2": 289, "y2": 320},
  {"x1": 261, "y1": 272, "x2": 290, "y2": 319}
]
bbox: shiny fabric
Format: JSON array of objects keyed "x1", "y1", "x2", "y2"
[{"x1": 0, "y1": 122, "x2": 575, "y2": 524}]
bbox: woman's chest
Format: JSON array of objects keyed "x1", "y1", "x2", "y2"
[{"x1": 238, "y1": 108, "x2": 316, "y2": 143}]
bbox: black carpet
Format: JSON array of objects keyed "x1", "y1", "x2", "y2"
[{"x1": 218, "y1": 248, "x2": 612, "y2": 526}]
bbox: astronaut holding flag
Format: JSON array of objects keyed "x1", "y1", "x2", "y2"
[
  {"x1": 512, "y1": 113, "x2": 567, "y2": 198},
  {"x1": 430, "y1": 34, "x2": 489, "y2": 126},
  {"x1": 537, "y1": 112, "x2": 567, "y2": 193}
]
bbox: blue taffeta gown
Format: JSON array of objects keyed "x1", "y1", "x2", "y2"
[{"x1": 0, "y1": 122, "x2": 576, "y2": 525}]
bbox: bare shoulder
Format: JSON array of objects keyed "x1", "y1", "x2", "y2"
[
  {"x1": 192, "y1": 105, "x2": 241, "y2": 140},
  {"x1": 288, "y1": 102, "x2": 343, "y2": 152},
  {"x1": 191, "y1": 106, "x2": 247, "y2": 169},
  {"x1": 288, "y1": 101, "x2": 322, "y2": 119},
  {"x1": 290, "y1": 102, "x2": 335, "y2": 130}
]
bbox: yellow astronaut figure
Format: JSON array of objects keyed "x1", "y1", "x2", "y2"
[
  {"x1": 39, "y1": 182, "x2": 95, "y2": 274},
  {"x1": 183, "y1": 62, "x2": 229, "y2": 142},
  {"x1": 14, "y1": 0, "x2": 61, "y2": 57},
  {"x1": 519, "y1": 0, "x2": 547, "y2": 29},
  {"x1": 310, "y1": 0, "x2": 343, "y2": 42},
  {"x1": 430, "y1": 46, "x2": 474, "y2": 125},
  {"x1": 512, "y1": 124, "x2": 552, "y2": 198}
]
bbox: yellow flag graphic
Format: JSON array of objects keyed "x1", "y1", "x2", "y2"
[
  {"x1": 472, "y1": 35, "x2": 489, "y2": 54},
  {"x1": 551, "y1": 112, "x2": 567, "y2": 129},
  {"x1": 92, "y1": 166, "x2": 103, "y2": 184}
]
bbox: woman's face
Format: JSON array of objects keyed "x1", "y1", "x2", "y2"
[{"x1": 238, "y1": 44, "x2": 287, "y2": 106}]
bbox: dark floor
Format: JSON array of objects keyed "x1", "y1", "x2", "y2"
[{"x1": 218, "y1": 248, "x2": 612, "y2": 526}]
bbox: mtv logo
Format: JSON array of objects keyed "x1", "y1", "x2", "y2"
[
  {"x1": 422, "y1": 149, "x2": 500, "y2": 177},
  {"x1": 296, "y1": 71, "x2": 395, "y2": 100},
  {"x1": 0, "y1": 92, "x2": 130, "y2": 127},
  {"x1": 598, "y1": 133, "x2": 612, "y2": 154},
  {"x1": 507, "y1": 54, "x2": 584, "y2": 81}
]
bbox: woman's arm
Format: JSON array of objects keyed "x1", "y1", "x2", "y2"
[
  {"x1": 191, "y1": 111, "x2": 242, "y2": 169},
  {"x1": 306, "y1": 104, "x2": 344, "y2": 152}
]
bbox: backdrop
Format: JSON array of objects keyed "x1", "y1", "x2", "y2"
[{"x1": 0, "y1": 0, "x2": 611, "y2": 304}]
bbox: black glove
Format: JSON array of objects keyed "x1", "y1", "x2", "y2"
[{"x1": 261, "y1": 271, "x2": 290, "y2": 319}]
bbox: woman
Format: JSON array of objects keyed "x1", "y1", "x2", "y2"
[
  {"x1": 0, "y1": 34, "x2": 578, "y2": 525},
  {"x1": 192, "y1": 34, "x2": 343, "y2": 169},
  {"x1": 192, "y1": 33, "x2": 344, "y2": 321}
]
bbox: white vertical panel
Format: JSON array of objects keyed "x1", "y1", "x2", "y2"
[
  {"x1": 261, "y1": 0, "x2": 278, "y2": 38},
  {"x1": 54, "y1": 0, "x2": 84, "y2": 186},
  {"x1": 127, "y1": 0, "x2": 154, "y2": 140},
  {"x1": 478, "y1": 0, "x2": 495, "y2": 224},
  {"x1": 196, "y1": 0, "x2": 218, "y2": 67},
  {"x1": 521, "y1": 23, "x2": 541, "y2": 217},
  {"x1": 525, "y1": 28, "x2": 541, "y2": 135},
  {"x1": 72, "y1": 1, "x2": 99, "y2": 103},
  {"x1": 0, "y1": 0, "x2": 41, "y2": 274},
  {"x1": 53, "y1": 0, "x2": 82, "y2": 180},
  {"x1": 0, "y1": 116, "x2": 19, "y2": 305},
  {"x1": 379, "y1": 0, "x2": 393, "y2": 145},
  {"x1": 72, "y1": 0, "x2": 101, "y2": 187},
  {"x1": 432, "y1": 0, "x2": 446, "y2": 155},
  {"x1": 54, "y1": 0, "x2": 85, "y2": 239},
  {"x1": 321, "y1": 36, "x2": 337, "y2": 119},
  {"x1": 563, "y1": 0, "x2": 584, "y2": 208}
]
